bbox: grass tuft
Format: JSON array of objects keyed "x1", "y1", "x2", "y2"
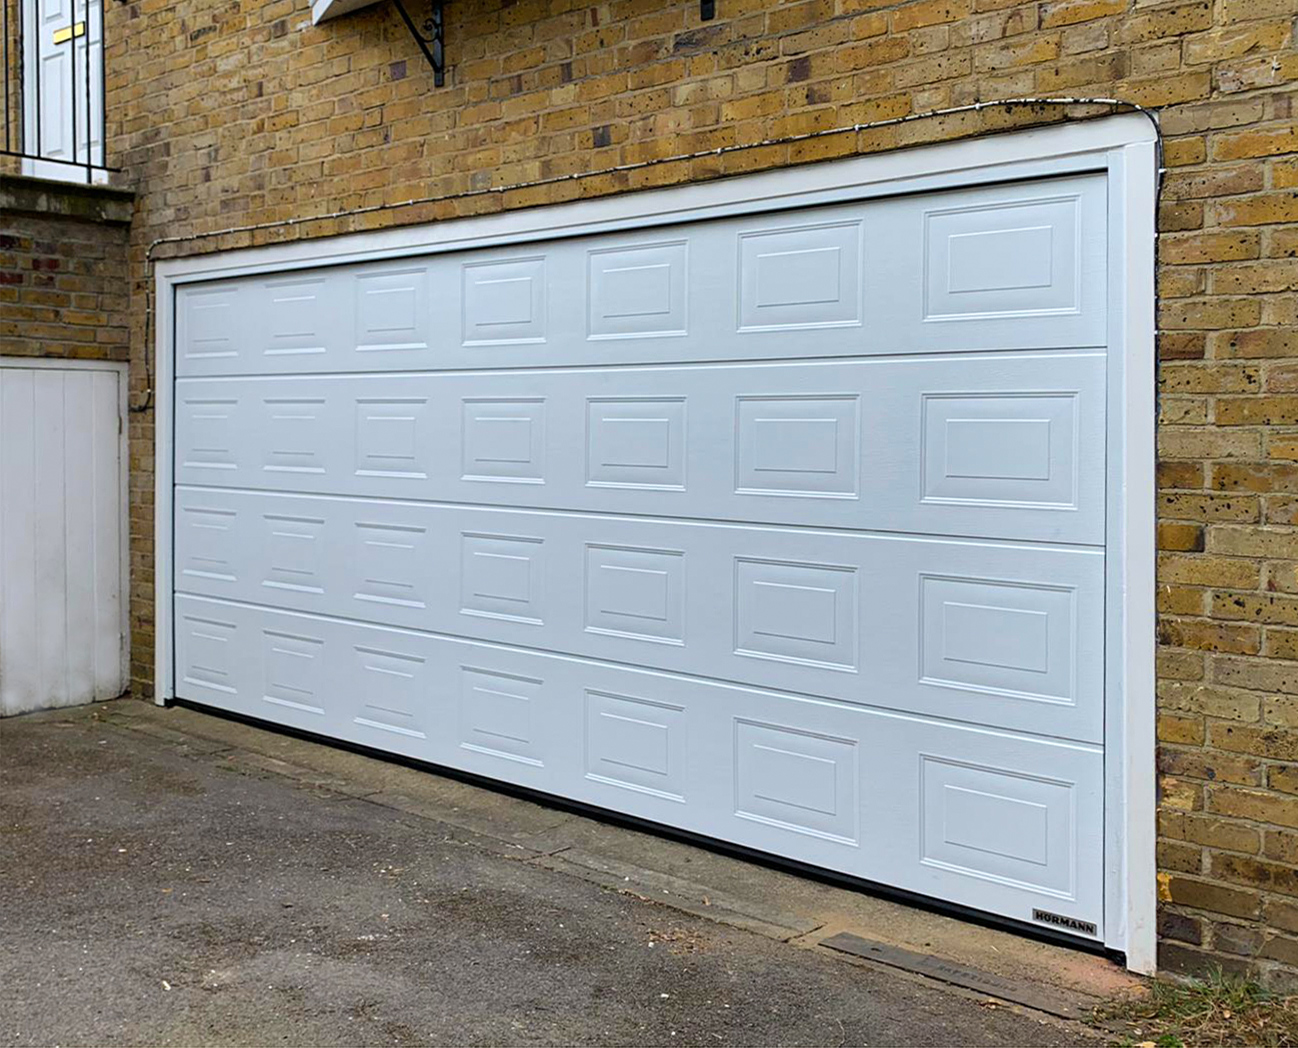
[{"x1": 1097, "y1": 968, "x2": 1298, "y2": 1048}]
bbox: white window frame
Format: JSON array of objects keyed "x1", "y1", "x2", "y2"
[{"x1": 152, "y1": 114, "x2": 1158, "y2": 972}]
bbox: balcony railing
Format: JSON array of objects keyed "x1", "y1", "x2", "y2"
[{"x1": 3, "y1": 0, "x2": 110, "y2": 183}]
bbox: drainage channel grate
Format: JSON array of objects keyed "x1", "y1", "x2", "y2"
[{"x1": 819, "y1": 932, "x2": 1093, "y2": 1021}]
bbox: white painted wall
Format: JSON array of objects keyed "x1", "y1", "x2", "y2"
[{"x1": 0, "y1": 359, "x2": 128, "y2": 715}]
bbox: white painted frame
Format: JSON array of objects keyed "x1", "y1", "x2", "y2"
[
  {"x1": 152, "y1": 114, "x2": 1158, "y2": 972},
  {"x1": 0, "y1": 356, "x2": 130, "y2": 691}
]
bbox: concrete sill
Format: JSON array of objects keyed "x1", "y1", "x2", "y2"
[{"x1": 0, "y1": 173, "x2": 136, "y2": 226}]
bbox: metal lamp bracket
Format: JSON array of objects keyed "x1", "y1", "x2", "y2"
[{"x1": 392, "y1": 0, "x2": 445, "y2": 86}]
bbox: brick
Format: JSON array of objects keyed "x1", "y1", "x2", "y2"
[
  {"x1": 1215, "y1": 192, "x2": 1298, "y2": 228},
  {"x1": 1210, "y1": 786, "x2": 1298, "y2": 829},
  {"x1": 1159, "y1": 908, "x2": 1205, "y2": 945},
  {"x1": 1167, "y1": 875, "x2": 1261, "y2": 918},
  {"x1": 1212, "y1": 854, "x2": 1298, "y2": 896},
  {"x1": 1212, "y1": 329, "x2": 1298, "y2": 359},
  {"x1": 1161, "y1": 230, "x2": 1260, "y2": 264},
  {"x1": 1159, "y1": 522, "x2": 1205, "y2": 551},
  {"x1": 1213, "y1": 125, "x2": 1298, "y2": 162},
  {"x1": 1158, "y1": 681, "x2": 1263, "y2": 722},
  {"x1": 1161, "y1": 811, "x2": 1261, "y2": 852}
]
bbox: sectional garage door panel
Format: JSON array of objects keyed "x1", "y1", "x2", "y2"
[
  {"x1": 175, "y1": 488, "x2": 1105, "y2": 741},
  {"x1": 174, "y1": 174, "x2": 1107, "y2": 381},
  {"x1": 172, "y1": 171, "x2": 1114, "y2": 942},
  {"x1": 174, "y1": 593, "x2": 1105, "y2": 929},
  {"x1": 175, "y1": 352, "x2": 1106, "y2": 543}
]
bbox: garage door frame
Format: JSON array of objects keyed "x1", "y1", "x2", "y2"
[{"x1": 151, "y1": 113, "x2": 1158, "y2": 971}]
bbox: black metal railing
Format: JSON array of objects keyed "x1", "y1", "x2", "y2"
[{"x1": 2, "y1": 0, "x2": 111, "y2": 182}]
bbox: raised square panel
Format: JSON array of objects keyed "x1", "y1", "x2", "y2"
[
  {"x1": 588, "y1": 241, "x2": 687, "y2": 340},
  {"x1": 463, "y1": 257, "x2": 547, "y2": 346},
  {"x1": 262, "y1": 629, "x2": 326, "y2": 715},
  {"x1": 736, "y1": 395, "x2": 859, "y2": 499},
  {"x1": 738, "y1": 221, "x2": 861, "y2": 331},
  {"x1": 586, "y1": 397, "x2": 686, "y2": 490},
  {"x1": 921, "y1": 756, "x2": 1075, "y2": 897},
  {"x1": 262, "y1": 398, "x2": 327, "y2": 476},
  {"x1": 735, "y1": 720, "x2": 857, "y2": 845},
  {"x1": 924, "y1": 195, "x2": 1081, "y2": 321},
  {"x1": 179, "y1": 397, "x2": 238, "y2": 472},
  {"x1": 260, "y1": 275, "x2": 331, "y2": 359},
  {"x1": 920, "y1": 575, "x2": 1076, "y2": 705},
  {"x1": 356, "y1": 266, "x2": 432, "y2": 353},
  {"x1": 585, "y1": 545, "x2": 684, "y2": 645},
  {"x1": 922, "y1": 393, "x2": 1079, "y2": 510},
  {"x1": 585, "y1": 690, "x2": 686, "y2": 801},
  {"x1": 735, "y1": 558, "x2": 857, "y2": 671},
  {"x1": 355, "y1": 398, "x2": 429, "y2": 479},
  {"x1": 354, "y1": 521, "x2": 429, "y2": 609},
  {"x1": 179, "y1": 286, "x2": 240, "y2": 370},
  {"x1": 177, "y1": 505, "x2": 238, "y2": 584},
  {"x1": 460, "y1": 666, "x2": 543, "y2": 766},
  {"x1": 461, "y1": 532, "x2": 544, "y2": 625},
  {"x1": 178, "y1": 612, "x2": 239, "y2": 695},
  {"x1": 354, "y1": 645, "x2": 428, "y2": 739},
  {"x1": 262, "y1": 513, "x2": 325, "y2": 595},
  {"x1": 462, "y1": 398, "x2": 546, "y2": 484}
]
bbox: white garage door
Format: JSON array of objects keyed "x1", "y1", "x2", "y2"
[{"x1": 172, "y1": 173, "x2": 1110, "y2": 940}]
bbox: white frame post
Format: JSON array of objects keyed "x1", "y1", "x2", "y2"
[{"x1": 152, "y1": 114, "x2": 1158, "y2": 970}]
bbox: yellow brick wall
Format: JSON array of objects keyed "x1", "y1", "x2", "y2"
[{"x1": 108, "y1": 0, "x2": 1297, "y2": 980}]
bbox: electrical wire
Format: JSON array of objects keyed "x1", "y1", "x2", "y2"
[{"x1": 129, "y1": 96, "x2": 1164, "y2": 413}]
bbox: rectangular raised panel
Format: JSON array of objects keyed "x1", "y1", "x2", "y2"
[
  {"x1": 922, "y1": 393, "x2": 1079, "y2": 510},
  {"x1": 354, "y1": 521, "x2": 429, "y2": 609},
  {"x1": 179, "y1": 397, "x2": 238, "y2": 472},
  {"x1": 459, "y1": 666, "x2": 543, "y2": 765},
  {"x1": 735, "y1": 559, "x2": 857, "y2": 671},
  {"x1": 736, "y1": 395, "x2": 859, "y2": 499},
  {"x1": 739, "y1": 221, "x2": 861, "y2": 331},
  {"x1": 925, "y1": 196, "x2": 1080, "y2": 321},
  {"x1": 921, "y1": 756, "x2": 1076, "y2": 898},
  {"x1": 178, "y1": 612, "x2": 239, "y2": 695},
  {"x1": 262, "y1": 398, "x2": 327, "y2": 476},
  {"x1": 462, "y1": 398, "x2": 546, "y2": 484},
  {"x1": 585, "y1": 545, "x2": 685, "y2": 645},
  {"x1": 460, "y1": 532, "x2": 544, "y2": 625},
  {"x1": 586, "y1": 397, "x2": 686, "y2": 490},
  {"x1": 735, "y1": 720, "x2": 857, "y2": 845},
  {"x1": 178, "y1": 286, "x2": 241, "y2": 369},
  {"x1": 585, "y1": 690, "x2": 686, "y2": 801},
  {"x1": 263, "y1": 514, "x2": 325, "y2": 595},
  {"x1": 354, "y1": 398, "x2": 428, "y2": 479},
  {"x1": 177, "y1": 505, "x2": 238, "y2": 583},
  {"x1": 354, "y1": 645, "x2": 428, "y2": 739},
  {"x1": 263, "y1": 629, "x2": 326, "y2": 715},
  {"x1": 588, "y1": 241, "x2": 687, "y2": 339},
  {"x1": 260, "y1": 276, "x2": 332, "y2": 358},
  {"x1": 356, "y1": 267, "x2": 432, "y2": 353},
  {"x1": 920, "y1": 576, "x2": 1076, "y2": 705},
  {"x1": 463, "y1": 257, "x2": 547, "y2": 345},
  {"x1": 865, "y1": 175, "x2": 1106, "y2": 352}
]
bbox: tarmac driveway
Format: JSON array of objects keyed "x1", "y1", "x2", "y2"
[{"x1": 0, "y1": 700, "x2": 1116, "y2": 1046}]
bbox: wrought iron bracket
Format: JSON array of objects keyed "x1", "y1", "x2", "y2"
[{"x1": 392, "y1": 0, "x2": 445, "y2": 87}]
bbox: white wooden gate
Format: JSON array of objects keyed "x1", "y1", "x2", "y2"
[{"x1": 0, "y1": 359, "x2": 128, "y2": 715}]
